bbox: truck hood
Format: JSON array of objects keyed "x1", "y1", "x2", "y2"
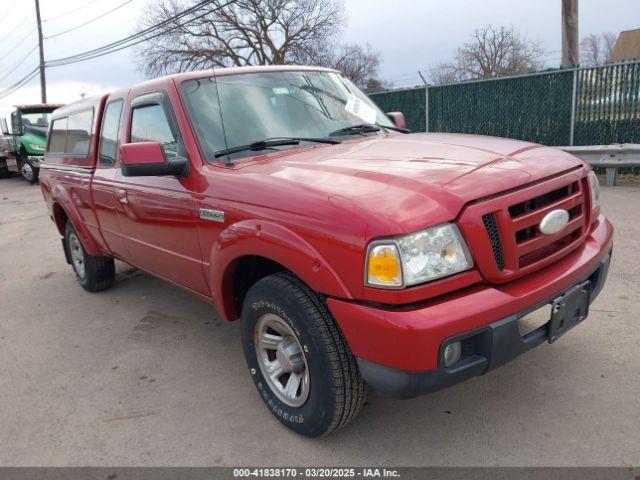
[
  {"x1": 20, "y1": 128, "x2": 48, "y2": 155},
  {"x1": 218, "y1": 132, "x2": 586, "y2": 236}
]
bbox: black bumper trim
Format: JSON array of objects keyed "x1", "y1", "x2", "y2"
[{"x1": 357, "y1": 250, "x2": 612, "y2": 399}]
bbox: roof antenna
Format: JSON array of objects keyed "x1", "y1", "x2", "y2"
[{"x1": 211, "y1": 70, "x2": 233, "y2": 167}]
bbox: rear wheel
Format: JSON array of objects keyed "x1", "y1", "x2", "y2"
[
  {"x1": 241, "y1": 272, "x2": 366, "y2": 437},
  {"x1": 65, "y1": 222, "x2": 115, "y2": 292}
]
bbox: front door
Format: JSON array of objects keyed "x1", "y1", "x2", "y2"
[{"x1": 113, "y1": 91, "x2": 208, "y2": 295}]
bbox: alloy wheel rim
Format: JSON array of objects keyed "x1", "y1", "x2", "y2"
[
  {"x1": 254, "y1": 313, "x2": 310, "y2": 407},
  {"x1": 21, "y1": 162, "x2": 33, "y2": 181},
  {"x1": 68, "y1": 233, "x2": 86, "y2": 279}
]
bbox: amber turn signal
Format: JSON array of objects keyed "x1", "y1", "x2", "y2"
[{"x1": 366, "y1": 244, "x2": 402, "y2": 287}]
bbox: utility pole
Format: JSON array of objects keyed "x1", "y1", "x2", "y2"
[
  {"x1": 561, "y1": 0, "x2": 579, "y2": 67},
  {"x1": 34, "y1": 0, "x2": 47, "y2": 103}
]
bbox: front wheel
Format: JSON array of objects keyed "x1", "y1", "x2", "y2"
[
  {"x1": 65, "y1": 222, "x2": 115, "y2": 292},
  {"x1": 241, "y1": 272, "x2": 366, "y2": 437},
  {"x1": 20, "y1": 157, "x2": 38, "y2": 184}
]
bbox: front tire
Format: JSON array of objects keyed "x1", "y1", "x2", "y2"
[
  {"x1": 20, "y1": 154, "x2": 38, "y2": 184},
  {"x1": 241, "y1": 272, "x2": 366, "y2": 437},
  {"x1": 65, "y1": 222, "x2": 115, "y2": 292}
]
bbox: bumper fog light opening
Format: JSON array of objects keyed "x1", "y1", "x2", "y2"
[{"x1": 443, "y1": 341, "x2": 462, "y2": 368}]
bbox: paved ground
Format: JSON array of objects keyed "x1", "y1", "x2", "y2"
[{"x1": 0, "y1": 175, "x2": 638, "y2": 467}]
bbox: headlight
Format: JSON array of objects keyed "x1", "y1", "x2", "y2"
[
  {"x1": 366, "y1": 223, "x2": 473, "y2": 288},
  {"x1": 28, "y1": 143, "x2": 45, "y2": 152},
  {"x1": 587, "y1": 171, "x2": 600, "y2": 209}
]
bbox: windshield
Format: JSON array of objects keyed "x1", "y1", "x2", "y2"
[
  {"x1": 180, "y1": 70, "x2": 393, "y2": 161},
  {"x1": 21, "y1": 112, "x2": 52, "y2": 129}
]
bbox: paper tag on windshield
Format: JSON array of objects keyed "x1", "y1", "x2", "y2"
[{"x1": 345, "y1": 94, "x2": 377, "y2": 125}]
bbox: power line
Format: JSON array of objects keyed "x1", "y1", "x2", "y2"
[
  {"x1": 0, "y1": 0, "x2": 237, "y2": 100},
  {"x1": 0, "y1": 10, "x2": 33, "y2": 44},
  {"x1": 0, "y1": 0, "x2": 19, "y2": 24},
  {"x1": 47, "y1": 0, "x2": 217, "y2": 65},
  {"x1": 47, "y1": 0, "x2": 235, "y2": 67},
  {"x1": 44, "y1": 0, "x2": 135, "y2": 39},
  {"x1": 3, "y1": 27, "x2": 36, "y2": 54},
  {"x1": 49, "y1": 8, "x2": 216, "y2": 66},
  {"x1": 0, "y1": 45, "x2": 39, "y2": 83},
  {"x1": 43, "y1": 0, "x2": 102, "y2": 22},
  {"x1": 0, "y1": 67, "x2": 40, "y2": 100}
]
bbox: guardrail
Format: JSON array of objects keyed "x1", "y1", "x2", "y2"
[{"x1": 560, "y1": 144, "x2": 640, "y2": 186}]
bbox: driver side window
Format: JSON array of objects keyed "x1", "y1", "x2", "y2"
[{"x1": 130, "y1": 103, "x2": 178, "y2": 158}]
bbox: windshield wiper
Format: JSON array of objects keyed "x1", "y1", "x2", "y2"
[
  {"x1": 329, "y1": 124, "x2": 380, "y2": 136},
  {"x1": 329, "y1": 123, "x2": 411, "y2": 137},
  {"x1": 380, "y1": 123, "x2": 411, "y2": 133},
  {"x1": 214, "y1": 137, "x2": 341, "y2": 159}
]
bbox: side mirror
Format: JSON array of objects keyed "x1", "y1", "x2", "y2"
[
  {"x1": 120, "y1": 142, "x2": 188, "y2": 177},
  {"x1": 386, "y1": 112, "x2": 406, "y2": 130},
  {"x1": 0, "y1": 118, "x2": 9, "y2": 136}
]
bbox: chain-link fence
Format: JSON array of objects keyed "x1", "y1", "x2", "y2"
[{"x1": 368, "y1": 60, "x2": 640, "y2": 147}]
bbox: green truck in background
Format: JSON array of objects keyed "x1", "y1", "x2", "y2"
[{"x1": 0, "y1": 104, "x2": 63, "y2": 183}]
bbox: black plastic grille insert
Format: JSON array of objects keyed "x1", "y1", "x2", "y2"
[{"x1": 482, "y1": 213, "x2": 505, "y2": 271}]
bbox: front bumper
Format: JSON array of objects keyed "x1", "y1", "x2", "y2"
[
  {"x1": 27, "y1": 155, "x2": 44, "y2": 168},
  {"x1": 327, "y1": 215, "x2": 613, "y2": 398},
  {"x1": 357, "y1": 251, "x2": 610, "y2": 398}
]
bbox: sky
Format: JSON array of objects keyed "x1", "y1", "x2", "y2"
[{"x1": 0, "y1": 0, "x2": 638, "y2": 120}]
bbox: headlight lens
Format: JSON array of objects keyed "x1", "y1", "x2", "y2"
[
  {"x1": 366, "y1": 223, "x2": 473, "y2": 288},
  {"x1": 28, "y1": 143, "x2": 45, "y2": 152},
  {"x1": 587, "y1": 171, "x2": 600, "y2": 209}
]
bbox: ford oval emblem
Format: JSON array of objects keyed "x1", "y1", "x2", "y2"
[{"x1": 539, "y1": 209, "x2": 569, "y2": 235}]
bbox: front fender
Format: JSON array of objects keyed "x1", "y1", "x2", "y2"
[
  {"x1": 50, "y1": 183, "x2": 102, "y2": 257},
  {"x1": 211, "y1": 220, "x2": 353, "y2": 320}
]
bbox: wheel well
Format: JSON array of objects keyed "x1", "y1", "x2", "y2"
[
  {"x1": 52, "y1": 203, "x2": 68, "y2": 235},
  {"x1": 231, "y1": 256, "x2": 286, "y2": 319}
]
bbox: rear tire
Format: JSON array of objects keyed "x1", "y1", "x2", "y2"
[
  {"x1": 64, "y1": 222, "x2": 115, "y2": 292},
  {"x1": 241, "y1": 272, "x2": 366, "y2": 437}
]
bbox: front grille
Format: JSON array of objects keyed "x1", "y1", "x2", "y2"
[
  {"x1": 508, "y1": 180, "x2": 585, "y2": 269},
  {"x1": 463, "y1": 170, "x2": 591, "y2": 283},
  {"x1": 508, "y1": 182, "x2": 578, "y2": 217},
  {"x1": 482, "y1": 213, "x2": 505, "y2": 271}
]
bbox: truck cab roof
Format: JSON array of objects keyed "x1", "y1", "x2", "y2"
[{"x1": 14, "y1": 104, "x2": 64, "y2": 112}]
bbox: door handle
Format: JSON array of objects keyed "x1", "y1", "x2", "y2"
[{"x1": 116, "y1": 188, "x2": 128, "y2": 204}]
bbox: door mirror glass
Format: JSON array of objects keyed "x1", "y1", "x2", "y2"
[
  {"x1": 10, "y1": 111, "x2": 21, "y2": 135},
  {"x1": 120, "y1": 141, "x2": 188, "y2": 177},
  {"x1": 0, "y1": 118, "x2": 9, "y2": 136}
]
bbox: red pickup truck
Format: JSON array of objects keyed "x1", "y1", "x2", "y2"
[{"x1": 39, "y1": 66, "x2": 613, "y2": 437}]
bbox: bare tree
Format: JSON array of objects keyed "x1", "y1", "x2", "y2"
[
  {"x1": 364, "y1": 78, "x2": 393, "y2": 93},
  {"x1": 429, "y1": 26, "x2": 544, "y2": 84},
  {"x1": 580, "y1": 32, "x2": 617, "y2": 66},
  {"x1": 135, "y1": 0, "x2": 383, "y2": 87},
  {"x1": 428, "y1": 62, "x2": 459, "y2": 85},
  {"x1": 301, "y1": 42, "x2": 382, "y2": 88}
]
